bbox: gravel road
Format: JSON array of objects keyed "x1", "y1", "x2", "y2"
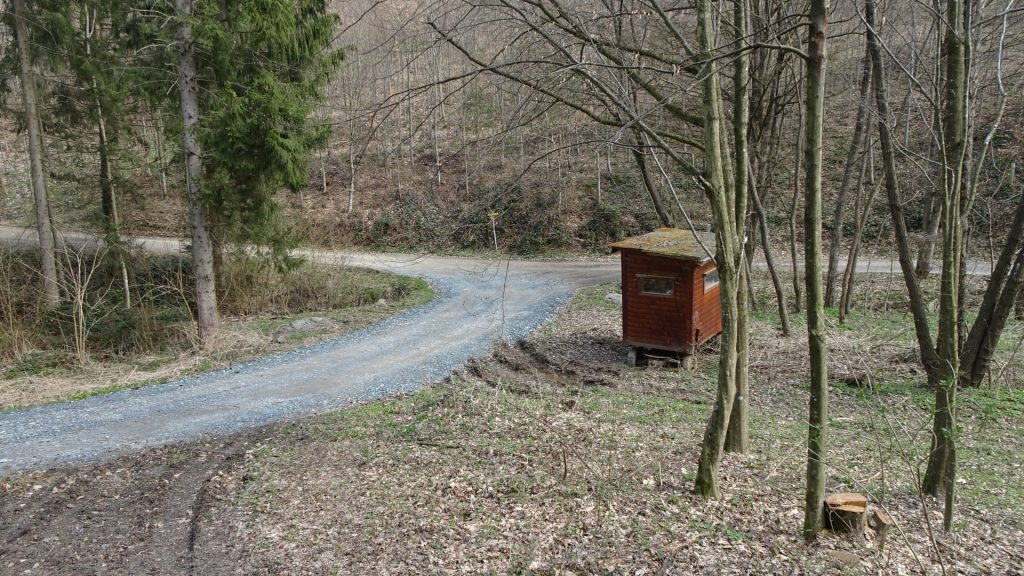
[
  {"x1": 0, "y1": 227, "x2": 619, "y2": 476},
  {"x1": 0, "y1": 225, "x2": 992, "y2": 476}
]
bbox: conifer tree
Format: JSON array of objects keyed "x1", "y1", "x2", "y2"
[
  {"x1": 163, "y1": 0, "x2": 342, "y2": 343},
  {"x1": 4, "y1": 0, "x2": 60, "y2": 307},
  {"x1": 28, "y1": 0, "x2": 144, "y2": 307},
  {"x1": 189, "y1": 0, "x2": 344, "y2": 275}
]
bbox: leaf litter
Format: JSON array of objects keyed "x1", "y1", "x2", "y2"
[{"x1": 1, "y1": 277, "x2": 1022, "y2": 575}]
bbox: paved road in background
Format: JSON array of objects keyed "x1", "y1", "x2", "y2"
[{"x1": 0, "y1": 226, "x2": 991, "y2": 476}]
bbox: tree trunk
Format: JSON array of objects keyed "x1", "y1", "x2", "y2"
[
  {"x1": 13, "y1": 0, "x2": 60, "y2": 308},
  {"x1": 97, "y1": 114, "x2": 131, "y2": 309},
  {"x1": 961, "y1": 236, "x2": 1024, "y2": 388},
  {"x1": 790, "y1": 62, "x2": 804, "y2": 313},
  {"x1": 749, "y1": 164, "x2": 792, "y2": 336},
  {"x1": 1017, "y1": 287, "x2": 1024, "y2": 322},
  {"x1": 0, "y1": 142, "x2": 6, "y2": 196},
  {"x1": 155, "y1": 111, "x2": 168, "y2": 197},
  {"x1": 802, "y1": 0, "x2": 830, "y2": 542},
  {"x1": 726, "y1": 257, "x2": 750, "y2": 453},
  {"x1": 694, "y1": 0, "x2": 740, "y2": 498},
  {"x1": 958, "y1": 68, "x2": 1018, "y2": 387},
  {"x1": 866, "y1": 0, "x2": 941, "y2": 378},
  {"x1": 348, "y1": 128, "x2": 356, "y2": 213},
  {"x1": 915, "y1": 189, "x2": 943, "y2": 278},
  {"x1": 630, "y1": 130, "x2": 674, "y2": 227},
  {"x1": 85, "y1": 10, "x2": 131, "y2": 309},
  {"x1": 176, "y1": 0, "x2": 219, "y2": 344},
  {"x1": 825, "y1": 43, "x2": 872, "y2": 307},
  {"x1": 923, "y1": 2, "x2": 966, "y2": 529},
  {"x1": 726, "y1": 0, "x2": 752, "y2": 455},
  {"x1": 839, "y1": 144, "x2": 879, "y2": 322}
]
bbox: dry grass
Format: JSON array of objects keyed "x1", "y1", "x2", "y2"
[
  {"x1": 0, "y1": 254, "x2": 433, "y2": 410},
  {"x1": 194, "y1": 275, "x2": 1024, "y2": 575}
]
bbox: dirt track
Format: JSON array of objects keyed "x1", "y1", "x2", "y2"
[
  {"x1": 1, "y1": 428, "x2": 267, "y2": 575},
  {"x1": 0, "y1": 225, "x2": 994, "y2": 476}
]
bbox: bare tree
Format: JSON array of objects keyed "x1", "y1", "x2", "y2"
[
  {"x1": 426, "y1": 0, "x2": 758, "y2": 498},
  {"x1": 839, "y1": 141, "x2": 880, "y2": 322},
  {"x1": 824, "y1": 40, "x2": 872, "y2": 308},
  {"x1": 862, "y1": 0, "x2": 1024, "y2": 531},
  {"x1": 725, "y1": 0, "x2": 753, "y2": 455},
  {"x1": 802, "y1": 0, "x2": 830, "y2": 541}
]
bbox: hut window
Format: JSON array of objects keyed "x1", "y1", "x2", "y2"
[
  {"x1": 703, "y1": 269, "x2": 720, "y2": 293},
  {"x1": 638, "y1": 275, "x2": 674, "y2": 296}
]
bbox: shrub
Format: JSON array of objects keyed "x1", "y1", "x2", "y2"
[{"x1": 577, "y1": 201, "x2": 625, "y2": 250}]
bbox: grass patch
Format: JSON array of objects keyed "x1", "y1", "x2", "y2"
[
  {"x1": 210, "y1": 271, "x2": 1024, "y2": 575},
  {"x1": 571, "y1": 283, "x2": 623, "y2": 312}
]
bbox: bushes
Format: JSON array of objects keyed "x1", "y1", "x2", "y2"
[
  {"x1": 452, "y1": 185, "x2": 571, "y2": 254},
  {"x1": 292, "y1": 159, "x2": 671, "y2": 255},
  {"x1": 217, "y1": 250, "x2": 419, "y2": 316},
  {"x1": 0, "y1": 250, "x2": 42, "y2": 362},
  {"x1": 578, "y1": 202, "x2": 625, "y2": 250},
  {"x1": 87, "y1": 302, "x2": 192, "y2": 356},
  {"x1": 0, "y1": 247, "x2": 422, "y2": 365}
]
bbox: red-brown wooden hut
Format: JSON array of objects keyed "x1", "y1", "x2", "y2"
[{"x1": 610, "y1": 228, "x2": 722, "y2": 366}]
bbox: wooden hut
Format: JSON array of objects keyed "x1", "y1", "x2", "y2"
[{"x1": 610, "y1": 228, "x2": 722, "y2": 367}]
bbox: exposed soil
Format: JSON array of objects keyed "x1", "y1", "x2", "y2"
[
  {"x1": 1, "y1": 428, "x2": 276, "y2": 575},
  {"x1": 2, "y1": 278, "x2": 1022, "y2": 575}
]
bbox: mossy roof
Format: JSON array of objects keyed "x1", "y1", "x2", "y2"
[{"x1": 609, "y1": 228, "x2": 716, "y2": 263}]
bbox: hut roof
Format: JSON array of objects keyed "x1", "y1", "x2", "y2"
[{"x1": 609, "y1": 228, "x2": 716, "y2": 263}]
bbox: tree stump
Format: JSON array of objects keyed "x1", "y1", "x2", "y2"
[
  {"x1": 869, "y1": 508, "x2": 893, "y2": 550},
  {"x1": 824, "y1": 492, "x2": 868, "y2": 535}
]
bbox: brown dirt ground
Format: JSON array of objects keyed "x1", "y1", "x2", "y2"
[{"x1": 2, "y1": 276, "x2": 1023, "y2": 575}]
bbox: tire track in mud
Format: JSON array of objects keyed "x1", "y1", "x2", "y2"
[{"x1": 0, "y1": 431, "x2": 267, "y2": 575}]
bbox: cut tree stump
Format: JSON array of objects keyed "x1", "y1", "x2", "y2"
[
  {"x1": 824, "y1": 492, "x2": 868, "y2": 534},
  {"x1": 869, "y1": 508, "x2": 893, "y2": 549}
]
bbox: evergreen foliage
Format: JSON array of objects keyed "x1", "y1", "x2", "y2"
[
  {"x1": 3, "y1": 0, "x2": 342, "y2": 268},
  {"x1": 189, "y1": 0, "x2": 343, "y2": 268}
]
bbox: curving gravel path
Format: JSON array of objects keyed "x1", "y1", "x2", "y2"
[
  {"x1": 0, "y1": 225, "x2": 992, "y2": 477},
  {"x1": 0, "y1": 228, "x2": 620, "y2": 476}
]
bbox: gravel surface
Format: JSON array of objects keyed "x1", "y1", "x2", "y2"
[
  {"x1": 0, "y1": 234, "x2": 620, "y2": 476},
  {"x1": 0, "y1": 225, "x2": 991, "y2": 477}
]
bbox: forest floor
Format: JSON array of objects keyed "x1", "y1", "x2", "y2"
[{"x1": 2, "y1": 274, "x2": 1023, "y2": 575}]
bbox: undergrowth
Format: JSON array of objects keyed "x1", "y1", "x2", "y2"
[
  {"x1": 215, "y1": 277, "x2": 1024, "y2": 575},
  {"x1": 0, "y1": 246, "x2": 428, "y2": 369}
]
